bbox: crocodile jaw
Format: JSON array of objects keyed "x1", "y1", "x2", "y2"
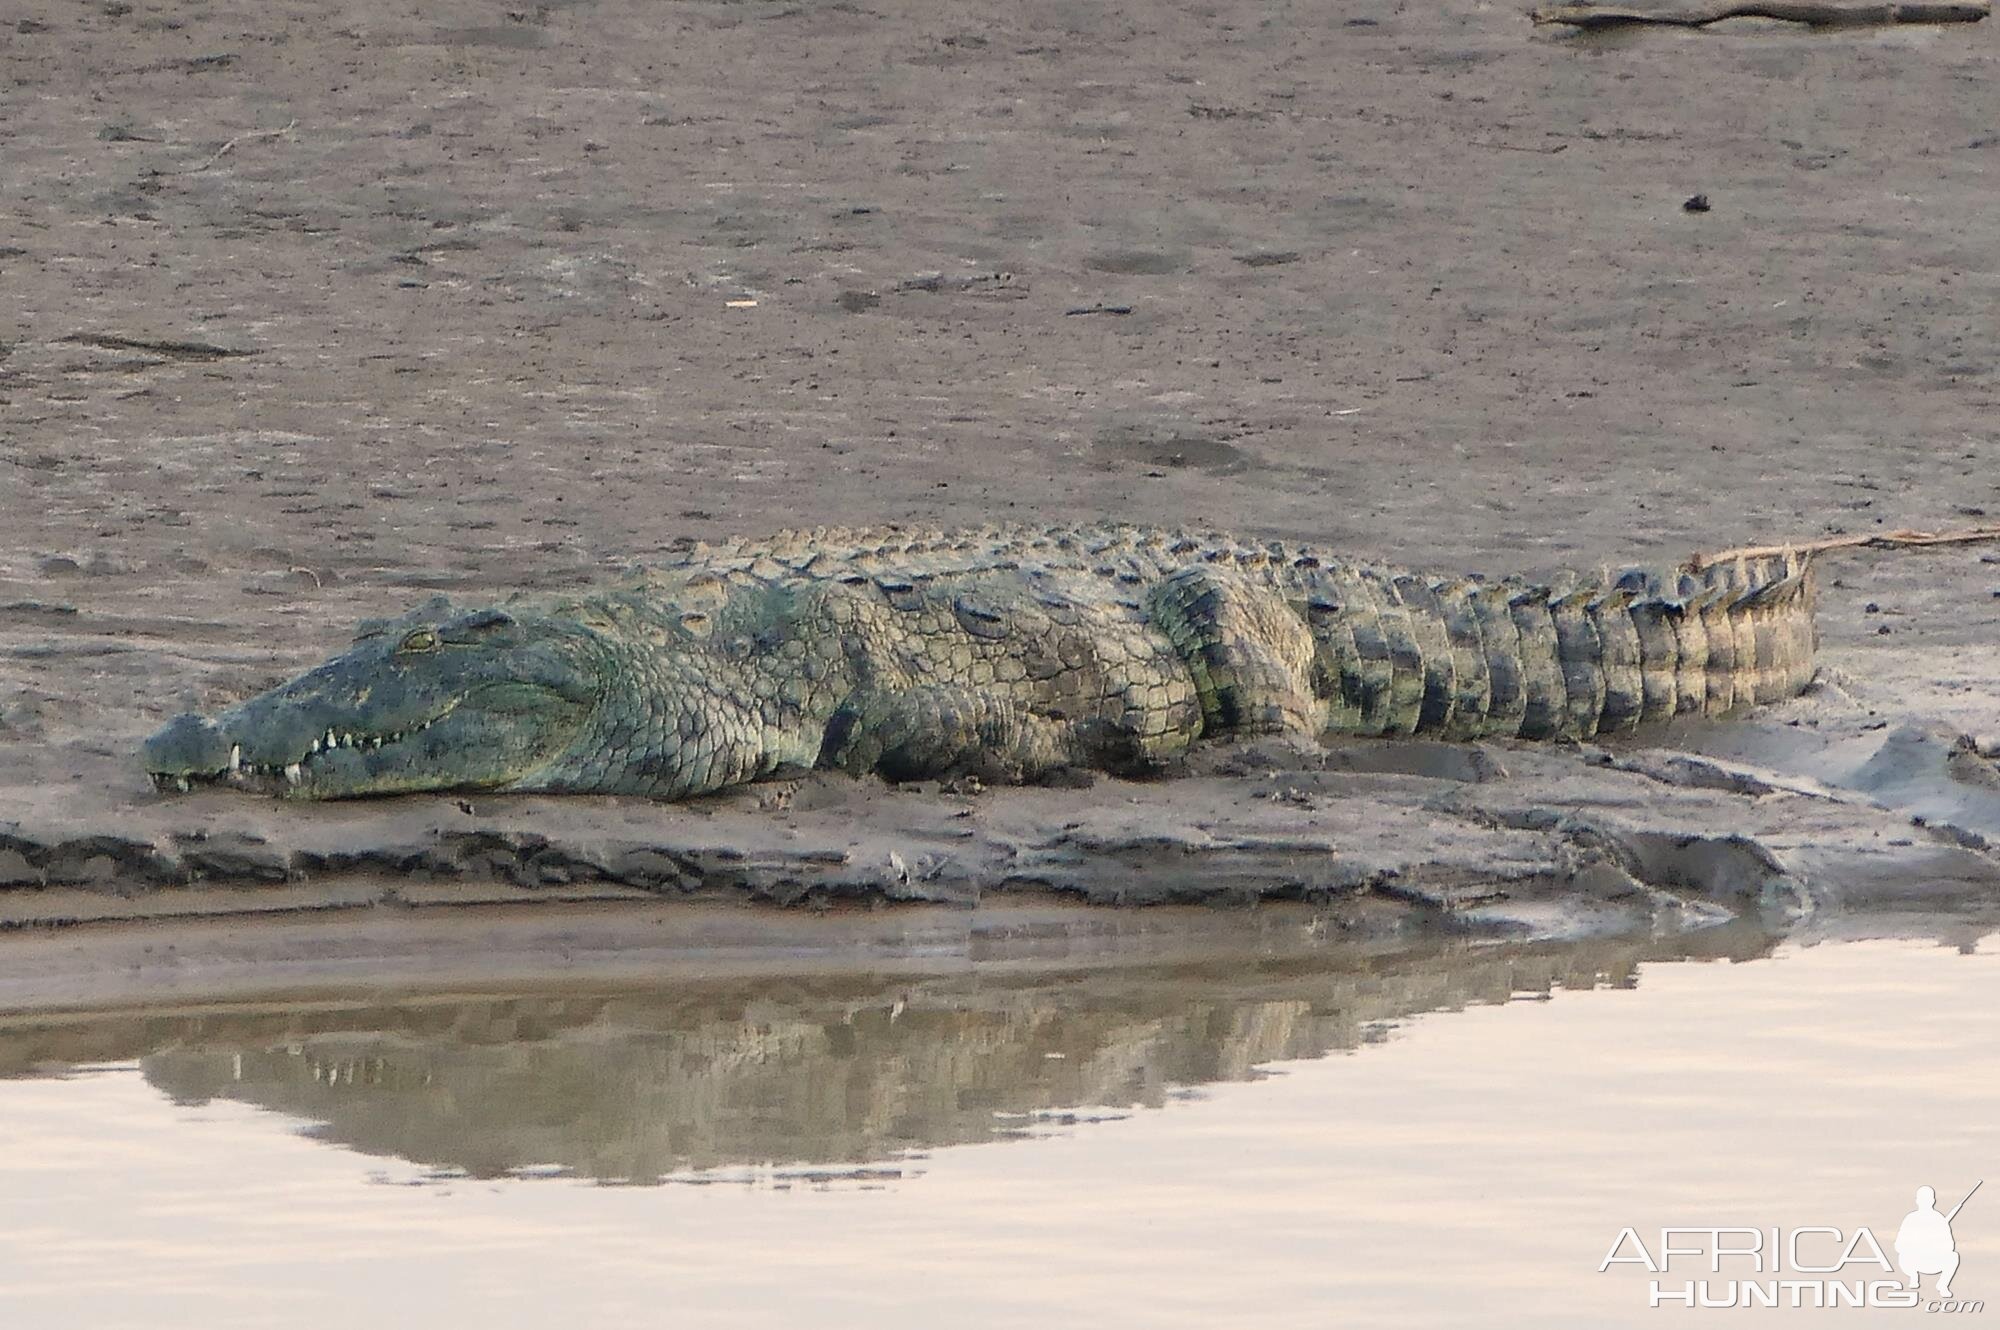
[
  {"x1": 141, "y1": 610, "x2": 603, "y2": 800},
  {"x1": 142, "y1": 704, "x2": 501, "y2": 798}
]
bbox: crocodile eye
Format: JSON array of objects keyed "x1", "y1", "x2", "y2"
[{"x1": 399, "y1": 629, "x2": 441, "y2": 653}]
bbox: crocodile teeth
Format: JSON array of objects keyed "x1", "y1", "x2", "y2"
[
  {"x1": 325, "y1": 728, "x2": 337, "y2": 749},
  {"x1": 340, "y1": 732, "x2": 354, "y2": 748},
  {"x1": 285, "y1": 763, "x2": 303, "y2": 784},
  {"x1": 229, "y1": 744, "x2": 242, "y2": 773}
]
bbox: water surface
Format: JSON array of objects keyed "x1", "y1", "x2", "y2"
[{"x1": 1, "y1": 916, "x2": 1995, "y2": 1328}]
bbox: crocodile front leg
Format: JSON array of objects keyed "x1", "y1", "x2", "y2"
[{"x1": 817, "y1": 686, "x2": 1084, "y2": 784}]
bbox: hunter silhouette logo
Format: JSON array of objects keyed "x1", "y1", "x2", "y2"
[
  {"x1": 1896, "y1": 1182, "x2": 1978, "y2": 1301},
  {"x1": 1600, "y1": 1180, "x2": 1985, "y2": 1311}
]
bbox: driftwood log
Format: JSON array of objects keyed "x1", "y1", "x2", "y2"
[{"x1": 1533, "y1": 1, "x2": 1989, "y2": 27}]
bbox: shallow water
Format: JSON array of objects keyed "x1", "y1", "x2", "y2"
[{"x1": 1, "y1": 919, "x2": 1996, "y2": 1328}]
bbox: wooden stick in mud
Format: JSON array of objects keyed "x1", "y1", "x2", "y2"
[
  {"x1": 174, "y1": 118, "x2": 299, "y2": 174},
  {"x1": 1532, "y1": 2, "x2": 1989, "y2": 29},
  {"x1": 1691, "y1": 522, "x2": 2000, "y2": 569}
]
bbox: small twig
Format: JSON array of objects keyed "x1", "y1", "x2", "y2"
[
  {"x1": 288, "y1": 566, "x2": 323, "y2": 589},
  {"x1": 1533, "y1": 1, "x2": 1988, "y2": 27},
  {"x1": 1469, "y1": 140, "x2": 1571, "y2": 153},
  {"x1": 58, "y1": 333, "x2": 254, "y2": 361},
  {"x1": 1691, "y1": 522, "x2": 2000, "y2": 569},
  {"x1": 175, "y1": 118, "x2": 298, "y2": 175},
  {"x1": 1064, "y1": 304, "x2": 1134, "y2": 317}
]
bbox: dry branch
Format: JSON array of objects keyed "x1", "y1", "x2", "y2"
[
  {"x1": 1692, "y1": 523, "x2": 2000, "y2": 569},
  {"x1": 1533, "y1": 1, "x2": 1988, "y2": 28}
]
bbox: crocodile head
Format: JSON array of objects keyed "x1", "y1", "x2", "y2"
[{"x1": 141, "y1": 597, "x2": 604, "y2": 799}]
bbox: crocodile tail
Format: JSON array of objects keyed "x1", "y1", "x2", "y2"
[{"x1": 1311, "y1": 552, "x2": 1817, "y2": 741}]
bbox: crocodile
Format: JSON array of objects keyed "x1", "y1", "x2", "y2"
[{"x1": 141, "y1": 524, "x2": 1817, "y2": 800}]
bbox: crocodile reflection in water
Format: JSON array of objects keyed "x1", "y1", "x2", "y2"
[{"x1": 4, "y1": 926, "x2": 1780, "y2": 1182}]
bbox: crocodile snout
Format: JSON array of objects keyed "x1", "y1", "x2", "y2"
[{"x1": 142, "y1": 712, "x2": 234, "y2": 791}]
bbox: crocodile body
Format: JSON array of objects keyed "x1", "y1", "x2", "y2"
[{"x1": 141, "y1": 525, "x2": 1817, "y2": 800}]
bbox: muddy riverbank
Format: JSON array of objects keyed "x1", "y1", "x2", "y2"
[{"x1": 3, "y1": 0, "x2": 1997, "y2": 955}]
